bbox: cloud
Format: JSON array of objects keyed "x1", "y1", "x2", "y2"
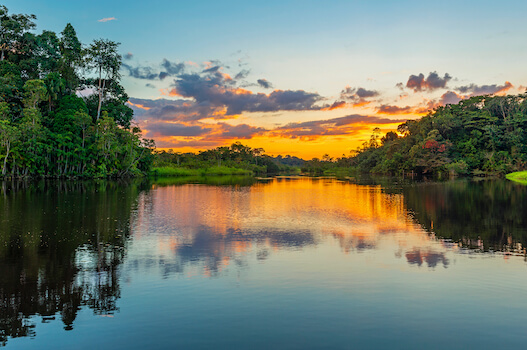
[
  {"x1": 127, "y1": 97, "x2": 219, "y2": 122},
  {"x1": 161, "y1": 59, "x2": 186, "y2": 76},
  {"x1": 146, "y1": 122, "x2": 212, "y2": 137},
  {"x1": 142, "y1": 119, "x2": 267, "y2": 147},
  {"x1": 212, "y1": 123, "x2": 266, "y2": 140},
  {"x1": 234, "y1": 69, "x2": 250, "y2": 80},
  {"x1": 122, "y1": 59, "x2": 186, "y2": 81},
  {"x1": 122, "y1": 63, "x2": 160, "y2": 80},
  {"x1": 270, "y1": 114, "x2": 398, "y2": 140},
  {"x1": 406, "y1": 72, "x2": 452, "y2": 92},
  {"x1": 341, "y1": 87, "x2": 379, "y2": 100},
  {"x1": 323, "y1": 101, "x2": 347, "y2": 111},
  {"x1": 377, "y1": 100, "x2": 437, "y2": 115},
  {"x1": 382, "y1": 82, "x2": 514, "y2": 116},
  {"x1": 439, "y1": 91, "x2": 463, "y2": 105},
  {"x1": 98, "y1": 17, "x2": 117, "y2": 22},
  {"x1": 127, "y1": 62, "x2": 393, "y2": 147},
  {"x1": 340, "y1": 86, "x2": 379, "y2": 107},
  {"x1": 168, "y1": 70, "x2": 324, "y2": 116},
  {"x1": 377, "y1": 105, "x2": 415, "y2": 115},
  {"x1": 129, "y1": 94, "x2": 402, "y2": 146},
  {"x1": 257, "y1": 79, "x2": 273, "y2": 89},
  {"x1": 126, "y1": 59, "x2": 331, "y2": 118},
  {"x1": 455, "y1": 81, "x2": 513, "y2": 96},
  {"x1": 203, "y1": 65, "x2": 221, "y2": 73}
]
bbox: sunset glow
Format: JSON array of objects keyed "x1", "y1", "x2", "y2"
[{"x1": 8, "y1": 0, "x2": 527, "y2": 158}]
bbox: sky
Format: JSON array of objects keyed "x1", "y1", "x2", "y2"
[{"x1": 5, "y1": 0, "x2": 527, "y2": 158}]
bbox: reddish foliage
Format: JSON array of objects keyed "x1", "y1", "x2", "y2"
[
  {"x1": 423, "y1": 140, "x2": 447, "y2": 153},
  {"x1": 423, "y1": 140, "x2": 439, "y2": 149}
]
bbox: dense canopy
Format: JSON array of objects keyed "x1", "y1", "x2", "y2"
[
  {"x1": 0, "y1": 5, "x2": 154, "y2": 178},
  {"x1": 349, "y1": 94, "x2": 527, "y2": 176}
]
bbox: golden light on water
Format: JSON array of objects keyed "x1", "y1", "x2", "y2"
[{"x1": 133, "y1": 178, "x2": 451, "y2": 277}]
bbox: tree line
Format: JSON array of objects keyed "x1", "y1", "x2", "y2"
[
  {"x1": 0, "y1": 6, "x2": 154, "y2": 178},
  {"x1": 154, "y1": 142, "x2": 307, "y2": 175},
  {"x1": 301, "y1": 94, "x2": 527, "y2": 177}
]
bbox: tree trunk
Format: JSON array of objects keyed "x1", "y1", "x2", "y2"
[
  {"x1": 2, "y1": 141, "x2": 10, "y2": 176},
  {"x1": 96, "y1": 67, "x2": 103, "y2": 121}
]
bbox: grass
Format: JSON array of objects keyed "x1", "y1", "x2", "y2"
[
  {"x1": 152, "y1": 166, "x2": 252, "y2": 177},
  {"x1": 152, "y1": 175, "x2": 257, "y2": 186},
  {"x1": 505, "y1": 171, "x2": 527, "y2": 185}
]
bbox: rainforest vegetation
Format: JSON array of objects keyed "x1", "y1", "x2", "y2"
[
  {"x1": 0, "y1": 6, "x2": 154, "y2": 178},
  {"x1": 153, "y1": 142, "x2": 305, "y2": 176},
  {"x1": 3, "y1": 7, "x2": 526, "y2": 180},
  {"x1": 301, "y1": 94, "x2": 527, "y2": 177}
]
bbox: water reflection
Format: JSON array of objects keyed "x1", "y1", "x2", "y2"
[
  {"x1": 404, "y1": 249, "x2": 449, "y2": 268},
  {"x1": 0, "y1": 180, "x2": 147, "y2": 346},
  {"x1": 128, "y1": 178, "x2": 433, "y2": 280},
  {"x1": 401, "y1": 179, "x2": 527, "y2": 254},
  {"x1": 1, "y1": 177, "x2": 527, "y2": 346}
]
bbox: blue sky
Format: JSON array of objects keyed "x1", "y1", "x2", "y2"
[{"x1": 5, "y1": 0, "x2": 527, "y2": 157}]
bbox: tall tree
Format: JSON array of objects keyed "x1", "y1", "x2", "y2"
[
  {"x1": 36, "y1": 30, "x2": 61, "y2": 75},
  {"x1": 59, "y1": 23, "x2": 83, "y2": 92},
  {"x1": 86, "y1": 39, "x2": 121, "y2": 121}
]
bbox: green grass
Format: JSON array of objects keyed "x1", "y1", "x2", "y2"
[
  {"x1": 151, "y1": 166, "x2": 252, "y2": 177},
  {"x1": 506, "y1": 171, "x2": 527, "y2": 185},
  {"x1": 152, "y1": 175, "x2": 257, "y2": 186},
  {"x1": 152, "y1": 166, "x2": 200, "y2": 177}
]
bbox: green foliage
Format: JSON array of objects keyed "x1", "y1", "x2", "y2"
[
  {"x1": 23, "y1": 79, "x2": 46, "y2": 109},
  {"x1": 151, "y1": 165, "x2": 252, "y2": 177},
  {"x1": 153, "y1": 142, "x2": 294, "y2": 176},
  {"x1": 506, "y1": 171, "x2": 527, "y2": 185},
  {"x1": 343, "y1": 94, "x2": 527, "y2": 177},
  {"x1": 0, "y1": 6, "x2": 154, "y2": 178},
  {"x1": 86, "y1": 39, "x2": 122, "y2": 121}
]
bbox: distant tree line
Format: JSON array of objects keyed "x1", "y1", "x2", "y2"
[
  {"x1": 0, "y1": 6, "x2": 154, "y2": 178},
  {"x1": 155, "y1": 142, "x2": 305, "y2": 175}
]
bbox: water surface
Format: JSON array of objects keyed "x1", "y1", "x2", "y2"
[{"x1": 1, "y1": 177, "x2": 527, "y2": 349}]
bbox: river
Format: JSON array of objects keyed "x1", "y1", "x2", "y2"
[{"x1": 1, "y1": 177, "x2": 527, "y2": 349}]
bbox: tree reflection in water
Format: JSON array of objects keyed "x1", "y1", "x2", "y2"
[
  {"x1": 400, "y1": 179, "x2": 527, "y2": 254},
  {"x1": 0, "y1": 180, "x2": 148, "y2": 346},
  {"x1": 1, "y1": 177, "x2": 527, "y2": 345}
]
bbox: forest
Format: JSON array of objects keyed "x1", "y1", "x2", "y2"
[
  {"x1": 298, "y1": 94, "x2": 527, "y2": 177},
  {"x1": 3, "y1": 7, "x2": 526, "y2": 180},
  {"x1": 349, "y1": 94, "x2": 527, "y2": 177},
  {"x1": 0, "y1": 6, "x2": 154, "y2": 178}
]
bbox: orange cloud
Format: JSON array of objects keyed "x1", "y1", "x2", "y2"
[
  {"x1": 232, "y1": 88, "x2": 252, "y2": 95},
  {"x1": 127, "y1": 101, "x2": 151, "y2": 110},
  {"x1": 352, "y1": 100, "x2": 372, "y2": 108},
  {"x1": 268, "y1": 114, "x2": 400, "y2": 141},
  {"x1": 322, "y1": 101, "x2": 347, "y2": 111},
  {"x1": 455, "y1": 81, "x2": 514, "y2": 96},
  {"x1": 494, "y1": 81, "x2": 513, "y2": 95}
]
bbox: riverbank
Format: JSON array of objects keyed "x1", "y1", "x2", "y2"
[
  {"x1": 506, "y1": 171, "x2": 527, "y2": 185},
  {"x1": 151, "y1": 166, "x2": 253, "y2": 177}
]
